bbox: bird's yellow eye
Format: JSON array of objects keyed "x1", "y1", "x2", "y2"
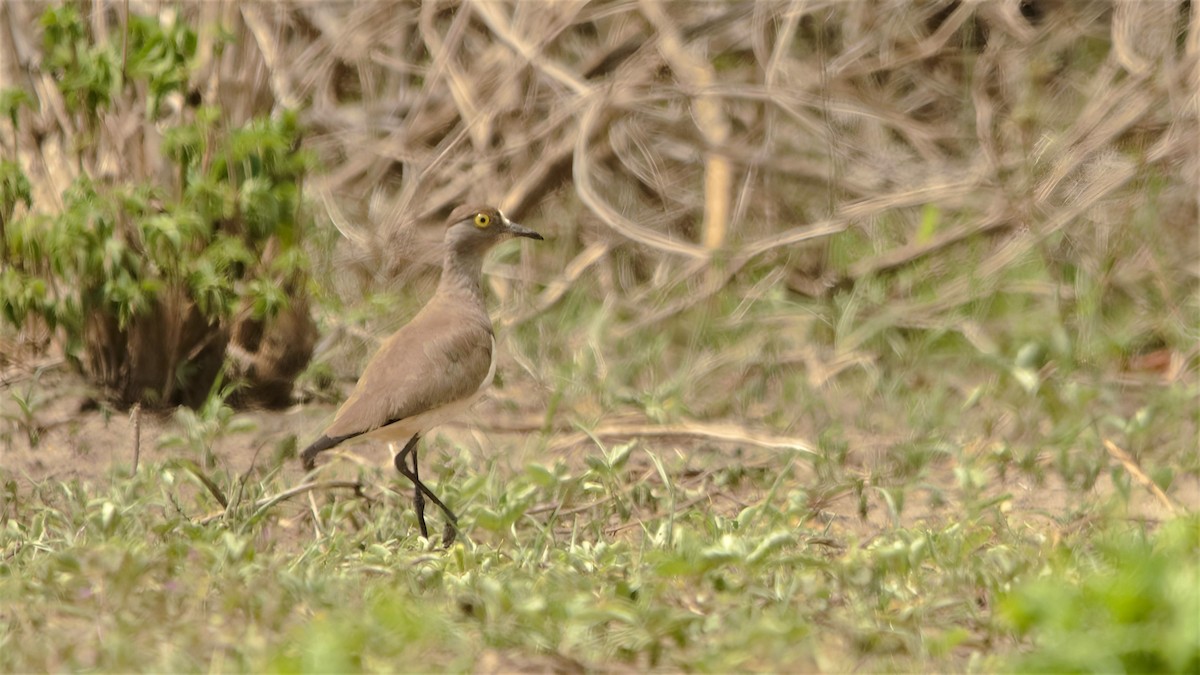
[{"x1": 474, "y1": 213, "x2": 492, "y2": 228}]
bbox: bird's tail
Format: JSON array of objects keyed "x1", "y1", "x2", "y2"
[{"x1": 300, "y1": 435, "x2": 342, "y2": 471}]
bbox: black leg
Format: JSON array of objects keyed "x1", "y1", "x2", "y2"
[
  {"x1": 393, "y1": 434, "x2": 459, "y2": 546},
  {"x1": 394, "y1": 434, "x2": 428, "y2": 538},
  {"x1": 410, "y1": 440, "x2": 428, "y2": 538}
]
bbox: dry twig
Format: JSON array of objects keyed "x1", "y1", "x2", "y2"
[
  {"x1": 1103, "y1": 439, "x2": 1182, "y2": 517},
  {"x1": 198, "y1": 480, "x2": 365, "y2": 526},
  {"x1": 549, "y1": 420, "x2": 817, "y2": 455}
]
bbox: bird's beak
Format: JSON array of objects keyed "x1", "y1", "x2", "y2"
[{"x1": 501, "y1": 214, "x2": 544, "y2": 241}]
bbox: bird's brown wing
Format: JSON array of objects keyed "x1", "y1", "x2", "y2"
[{"x1": 320, "y1": 299, "x2": 493, "y2": 442}]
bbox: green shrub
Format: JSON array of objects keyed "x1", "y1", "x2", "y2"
[{"x1": 0, "y1": 4, "x2": 316, "y2": 408}]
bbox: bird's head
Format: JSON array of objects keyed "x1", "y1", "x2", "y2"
[{"x1": 444, "y1": 205, "x2": 543, "y2": 257}]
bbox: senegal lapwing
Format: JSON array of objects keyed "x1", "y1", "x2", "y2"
[{"x1": 301, "y1": 205, "x2": 542, "y2": 546}]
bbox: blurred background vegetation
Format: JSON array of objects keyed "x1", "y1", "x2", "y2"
[{"x1": 0, "y1": 0, "x2": 1196, "y2": 672}]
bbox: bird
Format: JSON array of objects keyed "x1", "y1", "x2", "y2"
[{"x1": 300, "y1": 204, "x2": 542, "y2": 546}]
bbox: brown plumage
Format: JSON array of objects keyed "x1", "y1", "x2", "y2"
[
  {"x1": 318, "y1": 290, "x2": 495, "y2": 445},
  {"x1": 300, "y1": 205, "x2": 542, "y2": 545}
]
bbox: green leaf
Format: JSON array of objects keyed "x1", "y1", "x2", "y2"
[
  {"x1": 187, "y1": 260, "x2": 234, "y2": 318},
  {"x1": 247, "y1": 278, "x2": 288, "y2": 320},
  {"x1": 0, "y1": 88, "x2": 34, "y2": 129},
  {"x1": 915, "y1": 203, "x2": 940, "y2": 244},
  {"x1": 204, "y1": 235, "x2": 254, "y2": 274}
]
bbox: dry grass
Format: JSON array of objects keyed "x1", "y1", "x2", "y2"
[{"x1": 2, "y1": 2, "x2": 1194, "y2": 342}]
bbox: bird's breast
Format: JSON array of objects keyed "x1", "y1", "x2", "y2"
[
  {"x1": 478, "y1": 335, "x2": 498, "y2": 393},
  {"x1": 364, "y1": 335, "x2": 496, "y2": 445}
]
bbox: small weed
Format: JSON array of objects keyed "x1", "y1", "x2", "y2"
[
  {"x1": 2, "y1": 384, "x2": 43, "y2": 448},
  {"x1": 157, "y1": 374, "x2": 255, "y2": 469}
]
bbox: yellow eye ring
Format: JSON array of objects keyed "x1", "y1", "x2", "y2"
[{"x1": 474, "y1": 213, "x2": 492, "y2": 228}]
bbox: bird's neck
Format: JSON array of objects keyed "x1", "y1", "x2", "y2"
[{"x1": 437, "y1": 248, "x2": 487, "y2": 304}]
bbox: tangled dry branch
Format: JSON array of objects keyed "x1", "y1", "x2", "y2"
[{"x1": 2, "y1": 0, "x2": 1196, "y2": 318}]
